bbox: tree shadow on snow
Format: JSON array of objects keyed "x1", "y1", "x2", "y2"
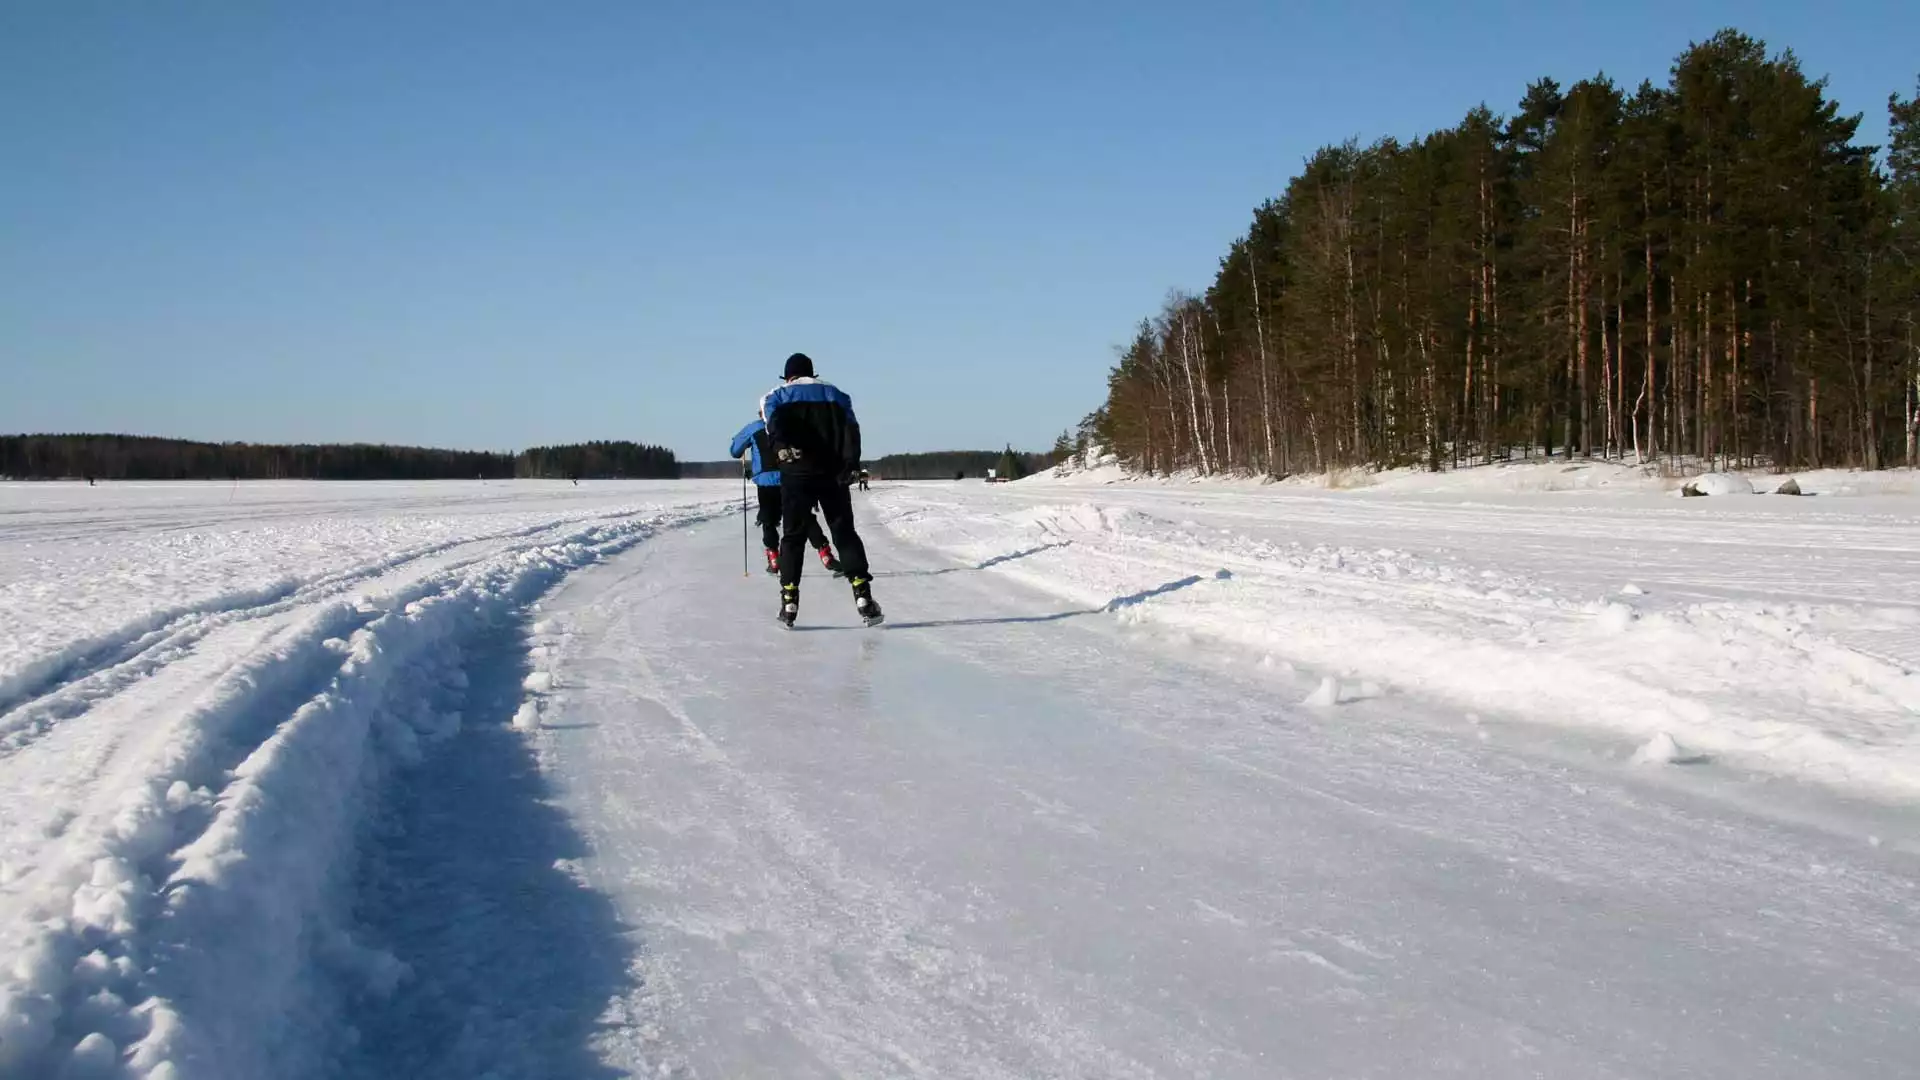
[
  {"x1": 340, "y1": 626, "x2": 637, "y2": 1080},
  {"x1": 1103, "y1": 571, "x2": 1224, "y2": 611},
  {"x1": 787, "y1": 571, "x2": 1220, "y2": 635},
  {"x1": 804, "y1": 572, "x2": 1221, "y2": 632},
  {"x1": 876, "y1": 541, "x2": 1072, "y2": 578},
  {"x1": 875, "y1": 608, "x2": 1103, "y2": 630}
]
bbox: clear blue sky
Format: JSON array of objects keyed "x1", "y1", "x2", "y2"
[{"x1": 4, "y1": 1, "x2": 1915, "y2": 459}]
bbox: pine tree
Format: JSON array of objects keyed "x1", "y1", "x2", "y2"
[{"x1": 1082, "y1": 28, "x2": 1915, "y2": 479}]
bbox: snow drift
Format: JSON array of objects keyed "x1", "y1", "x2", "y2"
[
  {"x1": 871, "y1": 479, "x2": 1920, "y2": 801},
  {"x1": 0, "y1": 486, "x2": 729, "y2": 1080}
]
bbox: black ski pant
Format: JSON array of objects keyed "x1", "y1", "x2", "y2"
[
  {"x1": 779, "y1": 473, "x2": 870, "y2": 588},
  {"x1": 757, "y1": 484, "x2": 827, "y2": 553}
]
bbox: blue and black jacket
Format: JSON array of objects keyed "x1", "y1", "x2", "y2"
[
  {"x1": 729, "y1": 419, "x2": 781, "y2": 487},
  {"x1": 760, "y1": 377, "x2": 861, "y2": 480}
]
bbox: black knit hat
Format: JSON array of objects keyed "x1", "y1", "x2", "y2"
[{"x1": 783, "y1": 352, "x2": 815, "y2": 380}]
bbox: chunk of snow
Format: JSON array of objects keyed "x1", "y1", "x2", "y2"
[
  {"x1": 58, "y1": 1032, "x2": 118, "y2": 1079},
  {"x1": 1632, "y1": 732, "x2": 1707, "y2": 766},
  {"x1": 522, "y1": 671, "x2": 554, "y2": 693},
  {"x1": 1681, "y1": 472, "x2": 1754, "y2": 497},
  {"x1": 1596, "y1": 602, "x2": 1637, "y2": 634},
  {"x1": 0, "y1": 988, "x2": 58, "y2": 1070},
  {"x1": 1302, "y1": 676, "x2": 1383, "y2": 707},
  {"x1": 1620, "y1": 583, "x2": 1646, "y2": 596},
  {"x1": 513, "y1": 701, "x2": 541, "y2": 730}
]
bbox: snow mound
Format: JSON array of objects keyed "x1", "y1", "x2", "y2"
[
  {"x1": 1302, "y1": 676, "x2": 1384, "y2": 707},
  {"x1": 0, "y1": 505, "x2": 721, "y2": 1079},
  {"x1": 1681, "y1": 473, "x2": 1754, "y2": 497},
  {"x1": 867, "y1": 477, "x2": 1920, "y2": 801},
  {"x1": 1595, "y1": 602, "x2": 1638, "y2": 634},
  {"x1": 1632, "y1": 732, "x2": 1709, "y2": 766}
]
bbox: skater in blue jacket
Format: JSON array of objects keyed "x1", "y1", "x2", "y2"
[{"x1": 731, "y1": 417, "x2": 841, "y2": 577}]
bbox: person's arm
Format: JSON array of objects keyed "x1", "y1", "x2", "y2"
[
  {"x1": 836, "y1": 391, "x2": 862, "y2": 482},
  {"x1": 764, "y1": 389, "x2": 796, "y2": 461},
  {"x1": 729, "y1": 423, "x2": 755, "y2": 460}
]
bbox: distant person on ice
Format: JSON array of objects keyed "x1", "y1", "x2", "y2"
[
  {"x1": 729, "y1": 416, "x2": 842, "y2": 577},
  {"x1": 761, "y1": 352, "x2": 882, "y2": 627}
]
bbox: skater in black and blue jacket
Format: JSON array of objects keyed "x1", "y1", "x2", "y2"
[
  {"x1": 731, "y1": 417, "x2": 840, "y2": 578},
  {"x1": 760, "y1": 352, "x2": 882, "y2": 627}
]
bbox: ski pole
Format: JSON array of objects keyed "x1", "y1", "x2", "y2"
[{"x1": 742, "y1": 466, "x2": 750, "y2": 577}]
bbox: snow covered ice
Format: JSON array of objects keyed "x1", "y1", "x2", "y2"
[{"x1": 2, "y1": 473, "x2": 1920, "y2": 1078}]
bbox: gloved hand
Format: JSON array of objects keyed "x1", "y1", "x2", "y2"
[{"x1": 835, "y1": 470, "x2": 856, "y2": 487}]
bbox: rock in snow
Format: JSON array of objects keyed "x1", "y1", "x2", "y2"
[{"x1": 1776, "y1": 477, "x2": 1804, "y2": 496}]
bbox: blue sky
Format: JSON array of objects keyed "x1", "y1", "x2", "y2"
[{"x1": 3, "y1": 1, "x2": 1915, "y2": 460}]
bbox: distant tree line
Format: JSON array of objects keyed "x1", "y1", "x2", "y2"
[
  {"x1": 514, "y1": 440, "x2": 677, "y2": 479},
  {"x1": 869, "y1": 449, "x2": 1061, "y2": 480},
  {"x1": 1088, "y1": 30, "x2": 1920, "y2": 476},
  {"x1": 0, "y1": 434, "x2": 679, "y2": 480}
]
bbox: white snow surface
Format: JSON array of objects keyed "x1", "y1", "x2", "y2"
[
  {"x1": 1687, "y1": 472, "x2": 1757, "y2": 497},
  {"x1": 2, "y1": 475, "x2": 1919, "y2": 1078},
  {"x1": 877, "y1": 472, "x2": 1920, "y2": 801},
  {"x1": 0, "y1": 481, "x2": 734, "y2": 1079}
]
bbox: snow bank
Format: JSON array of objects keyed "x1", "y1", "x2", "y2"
[
  {"x1": 0, "y1": 493, "x2": 726, "y2": 1080},
  {"x1": 1682, "y1": 472, "x2": 1754, "y2": 497},
  {"x1": 1013, "y1": 456, "x2": 1920, "y2": 500},
  {"x1": 0, "y1": 480, "x2": 729, "y2": 712},
  {"x1": 1632, "y1": 732, "x2": 1708, "y2": 766},
  {"x1": 871, "y1": 485, "x2": 1920, "y2": 803}
]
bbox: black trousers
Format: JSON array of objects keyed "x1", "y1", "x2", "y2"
[
  {"x1": 756, "y1": 484, "x2": 826, "y2": 553},
  {"x1": 780, "y1": 473, "x2": 870, "y2": 587}
]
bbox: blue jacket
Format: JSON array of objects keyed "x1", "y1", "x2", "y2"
[{"x1": 730, "y1": 419, "x2": 781, "y2": 487}]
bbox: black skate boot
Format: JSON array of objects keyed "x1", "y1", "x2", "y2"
[
  {"x1": 850, "y1": 577, "x2": 884, "y2": 627},
  {"x1": 777, "y1": 584, "x2": 798, "y2": 628}
]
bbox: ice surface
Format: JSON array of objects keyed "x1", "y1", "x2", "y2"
[{"x1": 533, "y1": 511, "x2": 1920, "y2": 1079}]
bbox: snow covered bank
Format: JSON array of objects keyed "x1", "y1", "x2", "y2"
[
  {"x1": 1024, "y1": 453, "x2": 1920, "y2": 500},
  {"x1": 0, "y1": 482, "x2": 732, "y2": 1079},
  {"x1": 871, "y1": 482, "x2": 1920, "y2": 802}
]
